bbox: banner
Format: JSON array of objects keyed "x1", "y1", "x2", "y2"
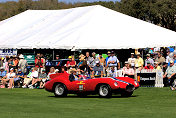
[
  {"x1": 0, "y1": 49, "x2": 17, "y2": 57},
  {"x1": 24, "y1": 55, "x2": 35, "y2": 64}
]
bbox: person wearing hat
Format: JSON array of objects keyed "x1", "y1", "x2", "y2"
[
  {"x1": 66, "y1": 56, "x2": 76, "y2": 69},
  {"x1": 155, "y1": 52, "x2": 165, "y2": 67},
  {"x1": 77, "y1": 54, "x2": 87, "y2": 74},
  {"x1": 18, "y1": 54, "x2": 28, "y2": 74},
  {"x1": 154, "y1": 62, "x2": 161, "y2": 70},
  {"x1": 1, "y1": 68, "x2": 16, "y2": 88},
  {"x1": 107, "y1": 51, "x2": 120, "y2": 70},
  {"x1": 0, "y1": 67, "x2": 6, "y2": 80},
  {"x1": 135, "y1": 53, "x2": 144, "y2": 70},
  {"x1": 14, "y1": 69, "x2": 25, "y2": 87},
  {"x1": 92, "y1": 61, "x2": 103, "y2": 78},
  {"x1": 69, "y1": 68, "x2": 79, "y2": 82},
  {"x1": 163, "y1": 60, "x2": 176, "y2": 89},
  {"x1": 128, "y1": 53, "x2": 136, "y2": 68},
  {"x1": 122, "y1": 61, "x2": 129, "y2": 72},
  {"x1": 144, "y1": 54, "x2": 154, "y2": 67},
  {"x1": 144, "y1": 61, "x2": 154, "y2": 70}
]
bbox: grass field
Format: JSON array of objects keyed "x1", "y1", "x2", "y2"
[{"x1": 0, "y1": 88, "x2": 176, "y2": 118}]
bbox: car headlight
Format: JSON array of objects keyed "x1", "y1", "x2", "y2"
[
  {"x1": 134, "y1": 81, "x2": 138, "y2": 86},
  {"x1": 114, "y1": 82, "x2": 118, "y2": 87}
]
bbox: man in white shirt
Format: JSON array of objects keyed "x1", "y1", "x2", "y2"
[{"x1": 128, "y1": 53, "x2": 136, "y2": 68}]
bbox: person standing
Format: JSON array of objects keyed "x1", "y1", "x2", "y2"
[
  {"x1": 18, "y1": 54, "x2": 28, "y2": 74},
  {"x1": 107, "y1": 51, "x2": 120, "y2": 70},
  {"x1": 128, "y1": 53, "x2": 136, "y2": 68},
  {"x1": 135, "y1": 53, "x2": 144, "y2": 70},
  {"x1": 35, "y1": 55, "x2": 44, "y2": 74},
  {"x1": 85, "y1": 52, "x2": 92, "y2": 75}
]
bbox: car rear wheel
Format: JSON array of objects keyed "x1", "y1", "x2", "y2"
[
  {"x1": 54, "y1": 83, "x2": 67, "y2": 97},
  {"x1": 121, "y1": 91, "x2": 133, "y2": 97},
  {"x1": 98, "y1": 84, "x2": 112, "y2": 97}
]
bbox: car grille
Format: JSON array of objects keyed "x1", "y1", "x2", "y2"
[{"x1": 126, "y1": 84, "x2": 135, "y2": 92}]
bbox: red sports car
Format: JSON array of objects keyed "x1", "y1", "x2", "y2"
[{"x1": 45, "y1": 73, "x2": 139, "y2": 97}]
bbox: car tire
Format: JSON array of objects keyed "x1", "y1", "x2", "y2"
[
  {"x1": 98, "y1": 84, "x2": 112, "y2": 97},
  {"x1": 121, "y1": 91, "x2": 133, "y2": 97},
  {"x1": 54, "y1": 83, "x2": 67, "y2": 97}
]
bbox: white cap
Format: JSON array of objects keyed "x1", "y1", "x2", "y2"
[
  {"x1": 55, "y1": 69, "x2": 59, "y2": 72},
  {"x1": 19, "y1": 54, "x2": 24, "y2": 59},
  {"x1": 96, "y1": 61, "x2": 100, "y2": 64},
  {"x1": 10, "y1": 68, "x2": 14, "y2": 70}
]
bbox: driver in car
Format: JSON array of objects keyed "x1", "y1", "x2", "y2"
[{"x1": 69, "y1": 68, "x2": 79, "y2": 82}]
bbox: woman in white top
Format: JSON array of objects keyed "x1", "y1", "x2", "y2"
[
  {"x1": 1, "y1": 68, "x2": 16, "y2": 88},
  {"x1": 22, "y1": 67, "x2": 38, "y2": 88},
  {"x1": 47, "y1": 67, "x2": 56, "y2": 80}
]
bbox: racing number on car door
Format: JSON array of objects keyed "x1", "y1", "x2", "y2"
[{"x1": 77, "y1": 81, "x2": 85, "y2": 91}]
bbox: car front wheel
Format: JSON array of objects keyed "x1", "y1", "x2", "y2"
[
  {"x1": 98, "y1": 84, "x2": 112, "y2": 97},
  {"x1": 54, "y1": 83, "x2": 67, "y2": 97}
]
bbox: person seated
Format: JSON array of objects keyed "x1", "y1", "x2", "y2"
[
  {"x1": 77, "y1": 54, "x2": 87, "y2": 74},
  {"x1": 154, "y1": 62, "x2": 161, "y2": 70},
  {"x1": 47, "y1": 67, "x2": 56, "y2": 80},
  {"x1": 61, "y1": 66, "x2": 68, "y2": 74},
  {"x1": 163, "y1": 60, "x2": 176, "y2": 89},
  {"x1": 144, "y1": 61, "x2": 154, "y2": 70},
  {"x1": 22, "y1": 67, "x2": 38, "y2": 88},
  {"x1": 1, "y1": 68, "x2": 15, "y2": 88},
  {"x1": 39, "y1": 69, "x2": 48, "y2": 88},
  {"x1": 0, "y1": 67, "x2": 7, "y2": 84},
  {"x1": 91, "y1": 61, "x2": 103, "y2": 78},
  {"x1": 14, "y1": 69, "x2": 24, "y2": 88},
  {"x1": 122, "y1": 61, "x2": 128, "y2": 72},
  {"x1": 55, "y1": 69, "x2": 59, "y2": 73},
  {"x1": 108, "y1": 67, "x2": 117, "y2": 77},
  {"x1": 66, "y1": 56, "x2": 76, "y2": 69},
  {"x1": 69, "y1": 68, "x2": 79, "y2": 82},
  {"x1": 123, "y1": 64, "x2": 134, "y2": 78}
]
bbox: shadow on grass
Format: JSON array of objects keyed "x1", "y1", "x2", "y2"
[{"x1": 48, "y1": 95, "x2": 138, "y2": 99}]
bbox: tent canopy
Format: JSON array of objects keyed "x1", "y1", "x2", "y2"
[{"x1": 0, "y1": 5, "x2": 176, "y2": 49}]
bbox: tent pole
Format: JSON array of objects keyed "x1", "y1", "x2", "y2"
[
  {"x1": 53, "y1": 49, "x2": 55, "y2": 60},
  {"x1": 34, "y1": 49, "x2": 35, "y2": 55}
]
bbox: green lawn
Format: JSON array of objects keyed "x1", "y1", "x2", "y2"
[{"x1": 0, "y1": 88, "x2": 176, "y2": 118}]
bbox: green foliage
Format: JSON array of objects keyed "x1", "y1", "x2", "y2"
[{"x1": 0, "y1": 0, "x2": 175, "y2": 31}]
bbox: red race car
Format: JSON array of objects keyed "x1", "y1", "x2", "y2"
[{"x1": 45, "y1": 73, "x2": 139, "y2": 97}]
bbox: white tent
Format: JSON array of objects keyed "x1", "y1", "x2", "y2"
[{"x1": 0, "y1": 5, "x2": 176, "y2": 50}]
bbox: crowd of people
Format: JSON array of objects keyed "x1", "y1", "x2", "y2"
[{"x1": 0, "y1": 47, "x2": 176, "y2": 90}]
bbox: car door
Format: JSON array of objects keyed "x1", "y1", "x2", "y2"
[{"x1": 68, "y1": 80, "x2": 88, "y2": 92}]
